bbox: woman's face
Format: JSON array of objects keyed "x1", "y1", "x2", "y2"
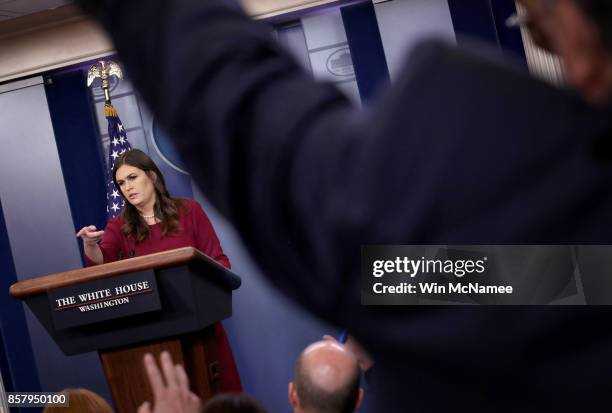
[{"x1": 115, "y1": 164, "x2": 157, "y2": 210}]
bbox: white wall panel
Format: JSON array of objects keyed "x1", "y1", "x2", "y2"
[
  {"x1": 374, "y1": 0, "x2": 456, "y2": 81},
  {"x1": 0, "y1": 78, "x2": 111, "y2": 401}
]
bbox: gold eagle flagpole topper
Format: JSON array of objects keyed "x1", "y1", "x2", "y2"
[{"x1": 86, "y1": 60, "x2": 123, "y2": 118}]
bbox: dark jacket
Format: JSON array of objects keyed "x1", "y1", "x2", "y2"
[{"x1": 80, "y1": 0, "x2": 612, "y2": 411}]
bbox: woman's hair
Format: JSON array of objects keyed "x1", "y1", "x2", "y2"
[
  {"x1": 112, "y1": 149, "x2": 182, "y2": 242},
  {"x1": 43, "y1": 388, "x2": 113, "y2": 413},
  {"x1": 201, "y1": 393, "x2": 269, "y2": 413}
]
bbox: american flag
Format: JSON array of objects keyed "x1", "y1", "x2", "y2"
[{"x1": 105, "y1": 104, "x2": 132, "y2": 218}]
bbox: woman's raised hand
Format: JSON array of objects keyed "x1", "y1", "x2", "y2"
[{"x1": 76, "y1": 225, "x2": 104, "y2": 245}]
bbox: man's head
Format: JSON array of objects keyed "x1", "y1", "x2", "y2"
[
  {"x1": 289, "y1": 341, "x2": 363, "y2": 413},
  {"x1": 516, "y1": 0, "x2": 612, "y2": 104}
]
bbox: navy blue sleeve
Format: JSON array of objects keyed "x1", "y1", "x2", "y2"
[{"x1": 75, "y1": 0, "x2": 612, "y2": 344}]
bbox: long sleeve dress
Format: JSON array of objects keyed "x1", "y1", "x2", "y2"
[{"x1": 86, "y1": 198, "x2": 241, "y2": 392}]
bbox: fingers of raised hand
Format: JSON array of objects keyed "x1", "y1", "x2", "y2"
[
  {"x1": 76, "y1": 226, "x2": 102, "y2": 237},
  {"x1": 137, "y1": 401, "x2": 152, "y2": 413},
  {"x1": 185, "y1": 393, "x2": 201, "y2": 413},
  {"x1": 143, "y1": 353, "x2": 166, "y2": 399},
  {"x1": 189, "y1": 393, "x2": 201, "y2": 407},
  {"x1": 175, "y1": 363, "x2": 190, "y2": 392},
  {"x1": 76, "y1": 226, "x2": 92, "y2": 237},
  {"x1": 88, "y1": 230, "x2": 104, "y2": 240},
  {"x1": 143, "y1": 352, "x2": 199, "y2": 413},
  {"x1": 175, "y1": 363, "x2": 199, "y2": 409},
  {"x1": 77, "y1": 229, "x2": 104, "y2": 244},
  {"x1": 160, "y1": 351, "x2": 179, "y2": 389}
]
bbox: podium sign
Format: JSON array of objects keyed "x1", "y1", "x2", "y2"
[{"x1": 48, "y1": 270, "x2": 161, "y2": 330}]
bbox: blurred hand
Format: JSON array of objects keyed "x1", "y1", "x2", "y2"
[
  {"x1": 76, "y1": 225, "x2": 104, "y2": 246},
  {"x1": 137, "y1": 352, "x2": 201, "y2": 413}
]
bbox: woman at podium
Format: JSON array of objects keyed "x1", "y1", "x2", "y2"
[{"x1": 76, "y1": 148, "x2": 241, "y2": 392}]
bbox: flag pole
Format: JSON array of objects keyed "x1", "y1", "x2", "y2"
[{"x1": 87, "y1": 60, "x2": 132, "y2": 218}]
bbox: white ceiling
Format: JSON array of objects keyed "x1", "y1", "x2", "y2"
[{"x1": 0, "y1": 0, "x2": 70, "y2": 22}]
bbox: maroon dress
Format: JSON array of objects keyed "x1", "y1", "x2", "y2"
[{"x1": 86, "y1": 198, "x2": 242, "y2": 391}]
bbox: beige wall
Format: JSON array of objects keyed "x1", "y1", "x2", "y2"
[
  {"x1": 243, "y1": 0, "x2": 347, "y2": 19},
  {"x1": 0, "y1": 6, "x2": 113, "y2": 83},
  {"x1": 0, "y1": 0, "x2": 346, "y2": 83}
]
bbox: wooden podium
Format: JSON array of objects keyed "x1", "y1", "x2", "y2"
[{"x1": 9, "y1": 247, "x2": 241, "y2": 413}]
